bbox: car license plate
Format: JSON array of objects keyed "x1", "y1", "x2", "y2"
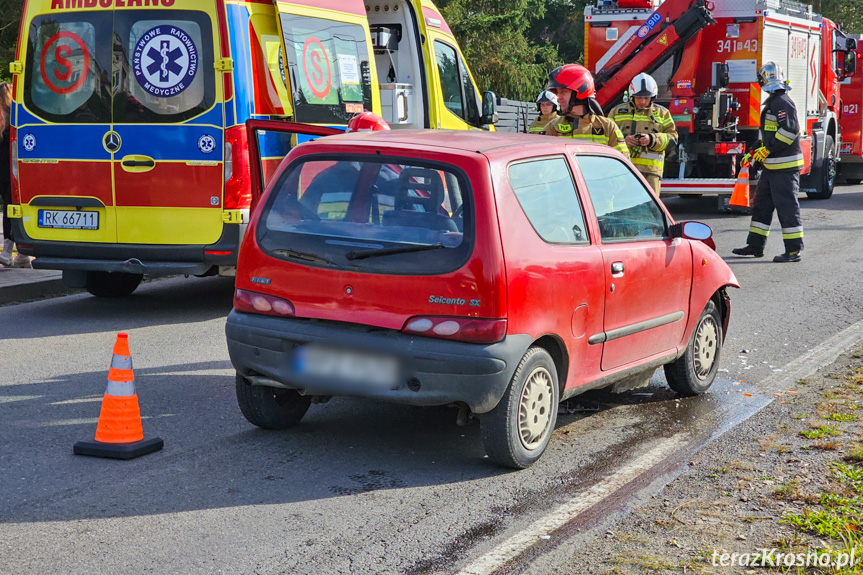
[
  {"x1": 38, "y1": 210, "x2": 99, "y2": 230},
  {"x1": 293, "y1": 344, "x2": 401, "y2": 388}
]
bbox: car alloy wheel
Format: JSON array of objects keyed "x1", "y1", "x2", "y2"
[{"x1": 518, "y1": 366, "x2": 554, "y2": 449}]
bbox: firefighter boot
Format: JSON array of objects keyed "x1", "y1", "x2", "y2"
[
  {"x1": 0, "y1": 239, "x2": 12, "y2": 266},
  {"x1": 773, "y1": 251, "x2": 801, "y2": 263},
  {"x1": 732, "y1": 245, "x2": 764, "y2": 258}
]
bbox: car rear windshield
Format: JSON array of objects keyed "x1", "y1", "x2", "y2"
[
  {"x1": 23, "y1": 10, "x2": 215, "y2": 124},
  {"x1": 280, "y1": 14, "x2": 374, "y2": 125},
  {"x1": 257, "y1": 156, "x2": 473, "y2": 274}
]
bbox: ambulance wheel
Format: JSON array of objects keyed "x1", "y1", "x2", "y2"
[
  {"x1": 235, "y1": 373, "x2": 310, "y2": 430},
  {"x1": 85, "y1": 271, "x2": 143, "y2": 297},
  {"x1": 806, "y1": 135, "x2": 835, "y2": 200},
  {"x1": 665, "y1": 300, "x2": 722, "y2": 396},
  {"x1": 481, "y1": 347, "x2": 559, "y2": 469}
]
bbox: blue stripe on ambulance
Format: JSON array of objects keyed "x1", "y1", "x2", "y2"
[
  {"x1": 113, "y1": 124, "x2": 223, "y2": 161},
  {"x1": 17, "y1": 125, "x2": 111, "y2": 161}
]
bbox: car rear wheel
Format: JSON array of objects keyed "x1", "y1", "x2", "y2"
[
  {"x1": 85, "y1": 271, "x2": 143, "y2": 297},
  {"x1": 235, "y1": 373, "x2": 311, "y2": 429},
  {"x1": 481, "y1": 347, "x2": 559, "y2": 469},
  {"x1": 664, "y1": 300, "x2": 722, "y2": 396}
]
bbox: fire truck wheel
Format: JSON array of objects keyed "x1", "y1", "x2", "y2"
[
  {"x1": 806, "y1": 135, "x2": 835, "y2": 200},
  {"x1": 85, "y1": 271, "x2": 143, "y2": 297}
]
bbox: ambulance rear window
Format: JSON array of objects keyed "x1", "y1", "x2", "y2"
[
  {"x1": 23, "y1": 13, "x2": 114, "y2": 124},
  {"x1": 280, "y1": 14, "x2": 374, "y2": 125}
]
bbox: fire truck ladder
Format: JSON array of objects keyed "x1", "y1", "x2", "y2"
[{"x1": 594, "y1": 0, "x2": 715, "y2": 111}]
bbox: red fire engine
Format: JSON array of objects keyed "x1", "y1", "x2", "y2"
[
  {"x1": 585, "y1": 0, "x2": 857, "y2": 204},
  {"x1": 839, "y1": 35, "x2": 863, "y2": 185}
]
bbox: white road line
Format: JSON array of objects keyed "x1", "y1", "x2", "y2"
[{"x1": 456, "y1": 435, "x2": 685, "y2": 575}]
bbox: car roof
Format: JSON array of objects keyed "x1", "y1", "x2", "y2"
[{"x1": 296, "y1": 129, "x2": 619, "y2": 159}]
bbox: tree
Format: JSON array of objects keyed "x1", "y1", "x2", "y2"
[
  {"x1": 0, "y1": 0, "x2": 24, "y2": 82},
  {"x1": 815, "y1": 0, "x2": 863, "y2": 33},
  {"x1": 440, "y1": 0, "x2": 561, "y2": 100}
]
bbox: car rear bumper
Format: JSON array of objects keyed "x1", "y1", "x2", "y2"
[
  {"x1": 225, "y1": 310, "x2": 531, "y2": 414},
  {"x1": 15, "y1": 219, "x2": 241, "y2": 275}
]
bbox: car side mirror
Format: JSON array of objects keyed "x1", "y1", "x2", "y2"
[
  {"x1": 845, "y1": 51, "x2": 857, "y2": 78},
  {"x1": 670, "y1": 221, "x2": 715, "y2": 248},
  {"x1": 481, "y1": 91, "x2": 499, "y2": 125},
  {"x1": 847, "y1": 38, "x2": 858, "y2": 51}
]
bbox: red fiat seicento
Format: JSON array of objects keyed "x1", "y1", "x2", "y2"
[{"x1": 226, "y1": 127, "x2": 739, "y2": 469}]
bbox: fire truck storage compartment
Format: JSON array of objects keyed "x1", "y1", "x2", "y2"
[{"x1": 367, "y1": 1, "x2": 425, "y2": 128}]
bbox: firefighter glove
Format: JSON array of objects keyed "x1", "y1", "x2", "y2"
[
  {"x1": 753, "y1": 146, "x2": 771, "y2": 163},
  {"x1": 740, "y1": 152, "x2": 752, "y2": 168}
]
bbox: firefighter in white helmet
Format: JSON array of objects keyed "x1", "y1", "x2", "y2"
[
  {"x1": 608, "y1": 73, "x2": 678, "y2": 194},
  {"x1": 528, "y1": 91, "x2": 560, "y2": 134}
]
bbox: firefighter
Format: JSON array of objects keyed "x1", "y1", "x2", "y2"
[
  {"x1": 543, "y1": 64, "x2": 629, "y2": 157},
  {"x1": 528, "y1": 91, "x2": 560, "y2": 134},
  {"x1": 609, "y1": 73, "x2": 678, "y2": 195},
  {"x1": 732, "y1": 62, "x2": 804, "y2": 263}
]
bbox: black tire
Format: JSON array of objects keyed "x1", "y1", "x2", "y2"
[
  {"x1": 235, "y1": 373, "x2": 311, "y2": 429},
  {"x1": 481, "y1": 347, "x2": 559, "y2": 469},
  {"x1": 85, "y1": 271, "x2": 143, "y2": 297},
  {"x1": 806, "y1": 135, "x2": 836, "y2": 200},
  {"x1": 664, "y1": 300, "x2": 722, "y2": 396},
  {"x1": 846, "y1": 178, "x2": 862, "y2": 186}
]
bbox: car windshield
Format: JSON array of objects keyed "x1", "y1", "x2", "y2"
[{"x1": 257, "y1": 157, "x2": 472, "y2": 274}]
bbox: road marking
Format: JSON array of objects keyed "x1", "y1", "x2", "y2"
[
  {"x1": 759, "y1": 316, "x2": 863, "y2": 394},
  {"x1": 456, "y1": 435, "x2": 685, "y2": 575}
]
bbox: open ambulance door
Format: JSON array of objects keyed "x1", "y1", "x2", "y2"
[
  {"x1": 245, "y1": 120, "x2": 340, "y2": 212},
  {"x1": 270, "y1": 0, "x2": 380, "y2": 127}
]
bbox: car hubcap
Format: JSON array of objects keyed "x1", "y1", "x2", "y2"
[
  {"x1": 518, "y1": 367, "x2": 554, "y2": 450},
  {"x1": 694, "y1": 316, "x2": 719, "y2": 379}
]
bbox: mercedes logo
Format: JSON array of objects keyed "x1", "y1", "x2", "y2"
[{"x1": 103, "y1": 132, "x2": 122, "y2": 153}]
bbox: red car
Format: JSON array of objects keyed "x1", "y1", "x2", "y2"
[{"x1": 226, "y1": 126, "x2": 739, "y2": 469}]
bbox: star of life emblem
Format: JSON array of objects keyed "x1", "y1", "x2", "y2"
[
  {"x1": 198, "y1": 134, "x2": 216, "y2": 154},
  {"x1": 22, "y1": 134, "x2": 36, "y2": 152},
  {"x1": 133, "y1": 26, "x2": 199, "y2": 98}
]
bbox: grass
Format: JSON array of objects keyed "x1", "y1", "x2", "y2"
[
  {"x1": 774, "y1": 478, "x2": 801, "y2": 499},
  {"x1": 846, "y1": 445, "x2": 863, "y2": 464},
  {"x1": 823, "y1": 412, "x2": 858, "y2": 422},
  {"x1": 801, "y1": 426, "x2": 842, "y2": 439}
]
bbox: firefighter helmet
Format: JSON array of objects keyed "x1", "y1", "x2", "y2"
[
  {"x1": 547, "y1": 65, "x2": 596, "y2": 99},
  {"x1": 346, "y1": 111, "x2": 391, "y2": 133},
  {"x1": 758, "y1": 62, "x2": 789, "y2": 93},
  {"x1": 628, "y1": 73, "x2": 658, "y2": 98},
  {"x1": 535, "y1": 90, "x2": 559, "y2": 112}
]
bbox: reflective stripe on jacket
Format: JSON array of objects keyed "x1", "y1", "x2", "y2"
[
  {"x1": 528, "y1": 113, "x2": 559, "y2": 134},
  {"x1": 609, "y1": 102, "x2": 678, "y2": 176},
  {"x1": 761, "y1": 91, "x2": 803, "y2": 172},
  {"x1": 544, "y1": 114, "x2": 630, "y2": 157}
]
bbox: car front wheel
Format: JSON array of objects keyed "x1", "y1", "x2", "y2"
[
  {"x1": 481, "y1": 347, "x2": 559, "y2": 469},
  {"x1": 235, "y1": 373, "x2": 311, "y2": 429},
  {"x1": 664, "y1": 300, "x2": 722, "y2": 396}
]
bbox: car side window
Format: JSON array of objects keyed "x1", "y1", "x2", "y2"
[
  {"x1": 575, "y1": 155, "x2": 666, "y2": 241},
  {"x1": 508, "y1": 157, "x2": 589, "y2": 244}
]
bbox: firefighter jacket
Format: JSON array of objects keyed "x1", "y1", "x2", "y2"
[
  {"x1": 760, "y1": 90, "x2": 803, "y2": 172},
  {"x1": 609, "y1": 102, "x2": 678, "y2": 177},
  {"x1": 544, "y1": 113, "x2": 630, "y2": 157},
  {"x1": 528, "y1": 113, "x2": 559, "y2": 134}
]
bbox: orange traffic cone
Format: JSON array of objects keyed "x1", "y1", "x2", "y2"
[
  {"x1": 729, "y1": 165, "x2": 751, "y2": 207},
  {"x1": 74, "y1": 333, "x2": 163, "y2": 459}
]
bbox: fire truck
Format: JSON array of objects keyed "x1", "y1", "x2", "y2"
[
  {"x1": 585, "y1": 0, "x2": 858, "y2": 204},
  {"x1": 839, "y1": 35, "x2": 863, "y2": 185}
]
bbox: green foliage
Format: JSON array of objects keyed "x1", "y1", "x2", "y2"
[
  {"x1": 439, "y1": 0, "x2": 562, "y2": 100},
  {"x1": 0, "y1": 0, "x2": 24, "y2": 83},
  {"x1": 814, "y1": 0, "x2": 863, "y2": 34}
]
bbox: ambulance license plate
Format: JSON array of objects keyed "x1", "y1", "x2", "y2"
[{"x1": 38, "y1": 210, "x2": 99, "y2": 230}]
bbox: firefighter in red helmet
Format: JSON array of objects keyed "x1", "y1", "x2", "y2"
[
  {"x1": 347, "y1": 112, "x2": 391, "y2": 133},
  {"x1": 543, "y1": 64, "x2": 629, "y2": 157}
]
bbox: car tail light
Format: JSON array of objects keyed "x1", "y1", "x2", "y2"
[
  {"x1": 234, "y1": 289, "x2": 295, "y2": 317},
  {"x1": 10, "y1": 127, "x2": 19, "y2": 204},
  {"x1": 403, "y1": 316, "x2": 507, "y2": 344},
  {"x1": 224, "y1": 126, "x2": 251, "y2": 210},
  {"x1": 714, "y1": 142, "x2": 745, "y2": 155}
]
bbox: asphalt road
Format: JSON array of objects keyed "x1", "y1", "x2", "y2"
[{"x1": 2, "y1": 185, "x2": 863, "y2": 574}]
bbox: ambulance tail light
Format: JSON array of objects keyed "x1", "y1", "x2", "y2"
[
  {"x1": 714, "y1": 142, "x2": 745, "y2": 155},
  {"x1": 224, "y1": 126, "x2": 251, "y2": 210},
  {"x1": 10, "y1": 127, "x2": 19, "y2": 204}
]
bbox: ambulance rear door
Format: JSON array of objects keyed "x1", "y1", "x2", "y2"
[
  {"x1": 111, "y1": 2, "x2": 225, "y2": 245},
  {"x1": 271, "y1": 0, "x2": 380, "y2": 127}
]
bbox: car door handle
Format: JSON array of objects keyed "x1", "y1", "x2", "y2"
[
  {"x1": 611, "y1": 262, "x2": 625, "y2": 274},
  {"x1": 120, "y1": 155, "x2": 157, "y2": 173},
  {"x1": 122, "y1": 160, "x2": 155, "y2": 167}
]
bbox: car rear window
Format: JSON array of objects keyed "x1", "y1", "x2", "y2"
[
  {"x1": 23, "y1": 10, "x2": 215, "y2": 124},
  {"x1": 280, "y1": 14, "x2": 374, "y2": 125},
  {"x1": 258, "y1": 156, "x2": 472, "y2": 275}
]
